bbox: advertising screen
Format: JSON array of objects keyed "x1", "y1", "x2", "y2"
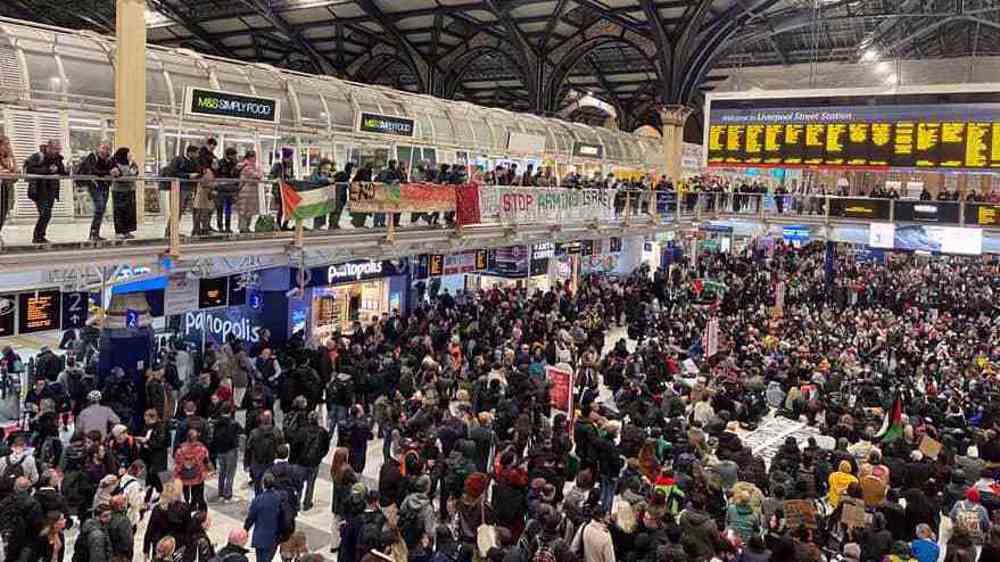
[
  {"x1": 869, "y1": 223, "x2": 896, "y2": 249},
  {"x1": 893, "y1": 225, "x2": 983, "y2": 255},
  {"x1": 706, "y1": 90, "x2": 1000, "y2": 170},
  {"x1": 0, "y1": 294, "x2": 15, "y2": 337}
]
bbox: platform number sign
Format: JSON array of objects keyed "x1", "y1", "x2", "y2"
[{"x1": 62, "y1": 291, "x2": 90, "y2": 329}]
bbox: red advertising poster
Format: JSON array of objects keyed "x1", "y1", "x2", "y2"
[{"x1": 547, "y1": 365, "x2": 574, "y2": 412}]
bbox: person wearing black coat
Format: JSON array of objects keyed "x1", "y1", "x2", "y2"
[
  {"x1": 75, "y1": 144, "x2": 116, "y2": 241},
  {"x1": 290, "y1": 412, "x2": 331, "y2": 511},
  {"x1": 138, "y1": 409, "x2": 170, "y2": 494},
  {"x1": 215, "y1": 147, "x2": 241, "y2": 233},
  {"x1": 23, "y1": 140, "x2": 67, "y2": 244},
  {"x1": 183, "y1": 511, "x2": 215, "y2": 562},
  {"x1": 159, "y1": 145, "x2": 202, "y2": 237},
  {"x1": 214, "y1": 530, "x2": 252, "y2": 562},
  {"x1": 858, "y1": 513, "x2": 892, "y2": 562}
]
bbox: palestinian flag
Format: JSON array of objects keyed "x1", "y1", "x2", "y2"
[
  {"x1": 876, "y1": 395, "x2": 904, "y2": 443},
  {"x1": 280, "y1": 179, "x2": 334, "y2": 220}
]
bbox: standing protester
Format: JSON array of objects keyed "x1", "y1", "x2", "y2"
[
  {"x1": 110, "y1": 147, "x2": 139, "y2": 239},
  {"x1": 290, "y1": 410, "x2": 330, "y2": 512},
  {"x1": 23, "y1": 139, "x2": 67, "y2": 244},
  {"x1": 270, "y1": 148, "x2": 295, "y2": 231},
  {"x1": 211, "y1": 403, "x2": 242, "y2": 503},
  {"x1": 244, "y1": 473, "x2": 285, "y2": 562},
  {"x1": 216, "y1": 147, "x2": 241, "y2": 233},
  {"x1": 0, "y1": 136, "x2": 15, "y2": 241},
  {"x1": 236, "y1": 150, "x2": 262, "y2": 233},
  {"x1": 75, "y1": 143, "x2": 115, "y2": 242},
  {"x1": 160, "y1": 145, "x2": 202, "y2": 237}
]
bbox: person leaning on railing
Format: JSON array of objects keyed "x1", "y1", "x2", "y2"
[
  {"x1": 0, "y1": 135, "x2": 16, "y2": 240},
  {"x1": 75, "y1": 143, "x2": 116, "y2": 241},
  {"x1": 159, "y1": 145, "x2": 202, "y2": 237},
  {"x1": 109, "y1": 147, "x2": 139, "y2": 240},
  {"x1": 24, "y1": 139, "x2": 67, "y2": 244},
  {"x1": 236, "y1": 150, "x2": 263, "y2": 234}
]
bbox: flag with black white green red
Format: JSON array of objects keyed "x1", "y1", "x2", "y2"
[
  {"x1": 876, "y1": 394, "x2": 904, "y2": 443},
  {"x1": 280, "y1": 179, "x2": 335, "y2": 221}
]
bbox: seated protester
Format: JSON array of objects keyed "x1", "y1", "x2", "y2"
[{"x1": 911, "y1": 524, "x2": 940, "y2": 562}]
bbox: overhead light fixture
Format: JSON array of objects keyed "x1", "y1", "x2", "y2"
[
  {"x1": 876, "y1": 61, "x2": 890, "y2": 73},
  {"x1": 861, "y1": 48, "x2": 879, "y2": 62}
]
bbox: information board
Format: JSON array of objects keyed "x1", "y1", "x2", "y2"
[
  {"x1": 706, "y1": 91, "x2": 1000, "y2": 170},
  {"x1": 61, "y1": 291, "x2": 90, "y2": 329},
  {"x1": 18, "y1": 290, "x2": 61, "y2": 334}
]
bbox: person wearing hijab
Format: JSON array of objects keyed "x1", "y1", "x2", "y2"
[{"x1": 110, "y1": 147, "x2": 139, "y2": 239}]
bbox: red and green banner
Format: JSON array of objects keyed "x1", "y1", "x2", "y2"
[{"x1": 348, "y1": 182, "x2": 456, "y2": 213}]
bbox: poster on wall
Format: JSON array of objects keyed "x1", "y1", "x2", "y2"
[
  {"x1": 164, "y1": 274, "x2": 200, "y2": 316},
  {"x1": 547, "y1": 365, "x2": 574, "y2": 412},
  {"x1": 0, "y1": 294, "x2": 15, "y2": 337}
]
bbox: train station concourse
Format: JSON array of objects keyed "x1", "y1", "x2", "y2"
[{"x1": 0, "y1": 3, "x2": 999, "y2": 562}]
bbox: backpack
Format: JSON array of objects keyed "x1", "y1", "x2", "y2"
[
  {"x1": 0, "y1": 455, "x2": 26, "y2": 498},
  {"x1": 252, "y1": 428, "x2": 278, "y2": 465},
  {"x1": 533, "y1": 541, "x2": 559, "y2": 562},
  {"x1": 302, "y1": 428, "x2": 328, "y2": 466},
  {"x1": 255, "y1": 215, "x2": 276, "y2": 233},
  {"x1": 397, "y1": 501, "x2": 424, "y2": 548},
  {"x1": 955, "y1": 502, "x2": 984, "y2": 543},
  {"x1": 276, "y1": 490, "x2": 297, "y2": 543},
  {"x1": 72, "y1": 526, "x2": 91, "y2": 562}
]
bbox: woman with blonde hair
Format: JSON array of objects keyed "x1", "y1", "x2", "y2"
[
  {"x1": 0, "y1": 135, "x2": 15, "y2": 237},
  {"x1": 154, "y1": 536, "x2": 178, "y2": 562},
  {"x1": 144, "y1": 479, "x2": 192, "y2": 561},
  {"x1": 329, "y1": 447, "x2": 357, "y2": 553}
]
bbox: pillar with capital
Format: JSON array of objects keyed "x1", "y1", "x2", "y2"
[
  {"x1": 658, "y1": 105, "x2": 693, "y2": 182},
  {"x1": 115, "y1": 0, "x2": 147, "y2": 215}
]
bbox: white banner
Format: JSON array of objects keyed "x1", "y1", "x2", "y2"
[
  {"x1": 775, "y1": 281, "x2": 786, "y2": 315},
  {"x1": 704, "y1": 317, "x2": 720, "y2": 358},
  {"x1": 477, "y1": 187, "x2": 616, "y2": 224},
  {"x1": 164, "y1": 274, "x2": 199, "y2": 317}
]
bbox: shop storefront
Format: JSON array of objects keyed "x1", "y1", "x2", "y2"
[{"x1": 298, "y1": 260, "x2": 410, "y2": 340}]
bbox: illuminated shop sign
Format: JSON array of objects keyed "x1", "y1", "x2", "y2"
[
  {"x1": 358, "y1": 113, "x2": 415, "y2": 137},
  {"x1": 185, "y1": 87, "x2": 279, "y2": 123}
]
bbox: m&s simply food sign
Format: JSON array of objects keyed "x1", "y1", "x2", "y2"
[{"x1": 185, "y1": 87, "x2": 280, "y2": 123}]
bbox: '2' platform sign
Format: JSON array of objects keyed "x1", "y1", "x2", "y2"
[{"x1": 185, "y1": 87, "x2": 280, "y2": 124}]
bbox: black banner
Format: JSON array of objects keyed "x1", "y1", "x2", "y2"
[
  {"x1": 359, "y1": 112, "x2": 415, "y2": 137},
  {"x1": 573, "y1": 142, "x2": 604, "y2": 159},
  {"x1": 413, "y1": 255, "x2": 430, "y2": 280},
  {"x1": 0, "y1": 294, "x2": 15, "y2": 337},
  {"x1": 894, "y1": 201, "x2": 961, "y2": 224},
  {"x1": 829, "y1": 198, "x2": 890, "y2": 220},
  {"x1": 609, "y1": 237, "x2": 623, "y2": 253},
  {"x1": 530, "y1": 258, "x2": 549, "y2": 276},
  {"x1": 18, "y1": 290, "x2": 61, "y2": 334},
  {"x1": 186, "y1": 88, "x2": 278, "y2": 123}
]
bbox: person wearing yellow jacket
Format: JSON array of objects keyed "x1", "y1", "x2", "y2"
[{"x1": 827, "y1": 460, "x2": 859, "y2": 508}]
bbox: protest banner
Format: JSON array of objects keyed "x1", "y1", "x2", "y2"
[
  {"x1": 348, "y1": 182, "x2": 456, "y2": 213},
  {"x1": 477, "y1": 187, "x2": 615, "y2": 224},
  {"x1": 547, "y1": 365, "x2": 574, "y2": 413},
  {"x1": 841, "y1": 497, "x2": 867, "y2": 528}
]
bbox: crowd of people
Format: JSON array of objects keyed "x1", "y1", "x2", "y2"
[{"x1": 0, "y1": 239, "x2": 998, "y2": 562}]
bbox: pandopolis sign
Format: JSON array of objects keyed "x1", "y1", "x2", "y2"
[{"x1": 478, "y1": 187, "x2": 616, "y2": 224}]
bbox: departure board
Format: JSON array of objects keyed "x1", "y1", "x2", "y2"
[{"x1": 706, "y1": 91, "x2": 1000, "y2": 170}]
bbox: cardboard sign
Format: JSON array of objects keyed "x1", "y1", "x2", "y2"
[
  {"x1": 840, "y1": 497, "x2": 867, "y2": 528},
  {"x1": 784, "y1": 499, "x2": 817, "y2": 529},
  {"x1": 919, "y1": 435, "x2": 943, "y2": 460}
]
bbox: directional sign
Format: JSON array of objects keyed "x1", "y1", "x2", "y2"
[
  {"x1": 248, "y1": 291, "x2": 263, "y2": 311},
  {"x1": 62, "y1": 291, "x2": 90, "y2": 329},
  {"x1": 125, "y1": 309, "x2": 140, "y2": 329}
]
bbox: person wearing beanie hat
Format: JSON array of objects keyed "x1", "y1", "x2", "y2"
[{"x1": 950, "y1": 486, "x2": 989, "y2": 544}]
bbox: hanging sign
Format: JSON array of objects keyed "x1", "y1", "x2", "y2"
[
  {"x1": 184, "y1": 87, "x2": 279, "y2": 123},
  {"x1": 61, "y1": 291, "x2": 90, "y2": 329},
  {"x1": 573, "y1": 142, "x2": 604, "y2": 159},
  {"x1": 164, "y1": 274, "x2": 200, "y2": 316},
  {"x1": 18, "y1": 290, "x2": 61, "y2": 334},
  {"x1": 358, "y1": 113, "x2": 415, "y2": 137}
]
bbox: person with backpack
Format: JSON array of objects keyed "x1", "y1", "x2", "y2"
[
  {"x1": 76, "y1": 392, "x2": 120, "y2": 440},
  {"x1": 173, "y1": 429, "x2": 212, "y2": 512},
  {"x1": 397, "y1": 474, "x2": 436, "y2": 552},
  {"x1": 74, "y1": 503, "x2": 113, "y2": 562},
  {"x1": 570, "y1": 505, "x2": 615, "y2": 562},
  {"x1": 290, "y1": 411, "x2": 330, "y2": 512},
  {"x1": 245, "y1": 411, "x2": 283, "y2": 494},
  {"x1": 214, "y1": 529, "x2": 251, "y2": 562},
  {"x1": 949, "y1": 487, "x2": 989, "y2": 547},
  {"x1": 244, "y1": 473, "x2": 287, "y2": 562},
  {"x1": 142, "y1": 480, "x2": 191, "y2": 561},
  {"x1": 264, "y1": 443, "x2": 304, "y2": 519},
  {"x1": 184, "y1": 511, "x2": 216, "y2": 562},
  {"x1": 0, "y1": 476, "x2": 44, "y2": 562},
  {"x1": 0, "y1": 434, "x2": 39, "y2": 496}
]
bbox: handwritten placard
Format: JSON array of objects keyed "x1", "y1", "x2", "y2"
[
  {"x1": 840, "y1": 497, "x2": 867, "y2": 528},
  {"x1": 784, "y1": 499, "x2": 817, "y2": 529},
  {"x1": 919, "y1": 435, "x2": 943, "y2": 459}
]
